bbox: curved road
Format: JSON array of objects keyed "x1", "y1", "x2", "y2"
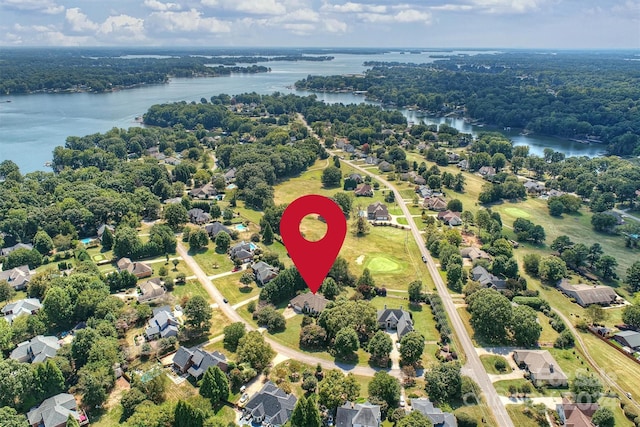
[
  {"x1": 341, "y1": 159, "x2": 515, "y2": 427},
  {"x1": 176, "y1": 242, "x2": 398, "y2": 379}
]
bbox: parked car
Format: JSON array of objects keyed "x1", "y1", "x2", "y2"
[{"x1": 240, "y1": 393, "x2": 249, "y2": 403}]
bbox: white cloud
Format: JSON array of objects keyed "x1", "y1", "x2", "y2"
[
  {"x1": 321, "y1": 2, "x2": 387, "y2": 13},
  {"x1": 66, "y1": 8, "x2": 99, "y2": 32},
  {"x1": 323, "y1": 18, "x2": 348, "y2": 33},
  {"x1": 201, "y1": 0, "x2": 287, "y2": 15},
  {"x1": 143, "y1": 0, "x2": 182, "y2": 11},
  {"x1": 357, "y1": 9, "x2": 432, "y2": 24},
  {"x1": 282, "y1": 22, "x2": 315, "y2": 34},
  {"x1": 0, "y1": 0, "x2": 63, "y2": 14},
  {"x1": 468, "y1": 0, "x2": 546, "y2": 14},
  {"x1": 429, "y1": 4, "x2": 474, "y2": 12},
  {"x1": 12, "y1": 23, "x2": 91, "y2": 45},
  {"x1": 280, "y1": 8, "x2": 320, "y2": 22},
  {"x1": 99, "y1": 15, "x2": 145, "y2": 40},
  {"x1": 148, "y1": 9, "x2": 232, "y2": 33}
]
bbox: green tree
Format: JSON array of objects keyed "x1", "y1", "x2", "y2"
[
  {"x1": 353, "y1": 216, "x2": 370, "y2": 237},
  {"x1": 554, "y1": 329, "x2": 575, "y2": 349},
  {"x1": 188, "y1": 228, "x2": 209, "y2": 251},
  {"x1": 591, "y1": 407, "x2": 615, "y2": 427},
  {"x1": 447, "y1": 199, "x2": 463, "y2": 212},
  {"x1": 333, "y1": 192, "x2": 353, "y2": 217},
  {"x1": 200, "y1": 366, "x2": 229, "y2": 404},
  {"x1": 184, "y1": 295, "x2": 213, "y2": 333},
  {"x1": 237, "y1": 331, "x2": 274, "y2": 371},
  {"x1": 550, "y1": 235, "x2": 574, "y2": 253},
  {"x1": 399, "y1": 331, "x2": 425, "y2": 366},
  {"x1": 334, "y1": 327, "x2": 359, "y2": 359},
  {"x1": 549, "y1": 199, "x2": 565, "y2": 217},
  {"x1": 113, "y1": 226, "x2": 141, "y2": 259},
  {"x1": 66, "y1": 414, "x2": 80, "y2": 427},
  {"x1": 587, "y1": 243, "x2": 603, "y2": 268},
  {"x1": 571, "y1": 372, "x2": 603, "y2": 403},
  {"x1": 446, "y1": 263, "x2": 464, "y2": 292},
  {"x1": 0, "y1": 319, "x2": 13, "y2": 351},
  {"x1": 120, "y1": 388, "x2": 147, "y2": 419},
  {"x1": 223, "y1": 322, "x2": 246, "y2": 352},
  {"x1": 42, "y1": 286, "x2": 73, "y2": 327},
  {"x1": 261, "y1": 222, "x2": 274, "y2": 245},
  {"x1": 174, "y1": 400, "x2": 205, "y2": 427},
  {"x1": 304, "y1": 394, "x2": 322, "y2": 427},
  {"x1": 591, "y1": 212, "x2": 618, "y2": 232},
  {"x1": 290, "y1": 395, "x2": 308, "y2": 427},
  {"x1": 164, "y1": 203, "x2": 188, "y2": 230},
  {"x1": 538, "y1": 256, "x2": 567, "y2": 283},
  {"x1": 368, "y1": 371, "x2": 401, "y2": 408},
  {"x1": 320, "y1": 277, "x2": 339, "y2": 300},
  {"x1": 0, "y1": 358, "x2": 34, "y2": 409},
  {"x1": 215, "y1": 231, "x2": 231, "y2": 253},
  {"x1": 523, "y1": 253, "x2": 541, "y2": 276},
  {"x1": 368, "y1": 331, "x2": 393, "y2": 367},
  {"x1": 467, "y1": 288, "x2": 512, "y2": 343},
  {"x1": 0, "y1": 280, "x2": 15, "y2": 303},
  {"x1": 318, "y1": 300, "x2": 378, "y2": 340},
  {"x1": 321, "y1": 166, "x2": 342, "y2": 188},
  {"x1": 626, "y1": 261, "x2": 640, "y2": 292},
  {"x1": 408, "y1": 280, "x2": 422, "y2": 302},
  {"x1": 318, "y1": 370, "x2": 360, "y2": 410},
  {"x1": 510, "y1": 305, "x2": 541, "y2": 347},
  {"x1": 424, "y1": 361, "x2": 462, "y2": 403},
  {"x1": 586, "y1": 304, "x2": 608, "y2": 325},
  {"x1": 0, "y1": 406, "x2": 28, "y2": 427},
  {"x1": 595, "y1": 255, "x2": 618, "y2": 280},
  {"x1": 397, "y1": 410, "x2": 434, "y2": 427},
  {"x1": 622, "y1": 305, "x2": 640, "y2": 329},
  {"x1": 33, "y1": 230, "x2": 54, "y2": 255},
  {"x1": 34, "y1": 360, "x2": 65, "y2": 401}
]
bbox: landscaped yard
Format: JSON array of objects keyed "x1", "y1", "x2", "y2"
[
  {"x1": 172, "y1": 279, "x2": 211, "y2": 302},
  {"x1": 505, "y1": 404, "x2": 542, "y2": 427},
  {"x1": 480, "y1": 354, "x2": 513, "y2": 375},
  {"x1": 191, "y1": 245, "x2": 234, "y2": 275},
  {"x1": 214, "y1": 273, "x2": 260, "y2": 305}
]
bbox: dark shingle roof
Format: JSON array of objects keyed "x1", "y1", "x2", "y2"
[{"x1": 244, "y1": 381, "x2": 297, "y2": 426}]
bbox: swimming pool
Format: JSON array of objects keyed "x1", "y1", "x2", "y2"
[
  {"x1": 235, "y1": 224, "x2": 247, "y2": 231},
  {"x1": 80, "y1": 238, "x2": 93, "y2": 245},
  {"x1": 249, "y1": 242, "x2": 257, "y2": 250}
]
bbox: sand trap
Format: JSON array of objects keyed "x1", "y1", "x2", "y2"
[{"x1": 355, "y1": 255, "x2": 365, "y2": 265}]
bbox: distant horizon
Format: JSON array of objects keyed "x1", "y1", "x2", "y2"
[{"x1": 1, "y1": 0, "x2": 637, "y2": 49}]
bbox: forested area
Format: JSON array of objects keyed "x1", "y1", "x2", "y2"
[{"x1": 295, "y1": 52, "x2": 640, "y2": 155}]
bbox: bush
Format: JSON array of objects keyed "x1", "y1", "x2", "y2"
[
  {"x1": 454, "y1": 410, "x2": 478, "y2": 427},
  {"x1": 494, "y1": 358, "x2": 507, "y2": 372},
  {"x1": 554, "y1": 330, "x2": 575, "y2": 349}
]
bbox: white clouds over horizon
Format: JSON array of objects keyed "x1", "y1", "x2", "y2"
[{"x1": 0, "y1": 0, "x2": 637, "y2": 47}]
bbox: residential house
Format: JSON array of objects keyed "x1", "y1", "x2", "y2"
[
  {"x1": 229, "y1": 241, "x2": 255, "y2": 263},
  {"x1": 365, "y1": 156, "x2": 379, "y2": 165},
  {"x1": 117, "y1": 257, "x2": 153, "y2": 279},
  {"x1": 163, "y1": 197, "x2": 183, "y2": 205},
  {"x1": 0, "y1": 242, "x2": 33, "y2": 256},
  {"x1": 224, "y1": 168, "x2": 237, "y2": 183},
  {"x1": 447, "y1": 152, "x2": 460, "y2": 163},
  {"x1": 557, "y1": 280, "x2": 618, "y2": 307},
  {"x1": 354, "y1": 184, "x2": 374, "y2": 197},
  {"x1": 344, "y1": 143, "x2": 356, "y2": 153},
  {"x1": 411, "y1": 398, "x2": 457, "y2": 427},
  {"x1": 0, "y1": 265, "x2": 33, "y2": 290},
  {"x1": 414, "y1": 175, "x2": 426, "y2": 186},
  {"x1": 424, "y1": 196, "x2": 447, "y2": 211},
  {"x1": 367, "y1": 202, "x2": 390, "y2": 221},
  {"x1": 399, "y1": 172, "x2": 411, "y2": 181},
  {"x1": 437, "y1": 210, "x2": 462, "y2": 226},
  {"x1": 137, "y1": 278, "x2": 166, "y2": 303},
  {"x1": 335, "y1": 139, "x2": 347, "y2": 150},
  {"x1": 27, "y1": 393, "x2": 88, "y2": 427},
  {"x1": 478, "y1": 166, "x2": 496, "y2": 178},
  {"x1": 165, "y1": 156, "x2": 181, "y2": 166},
  {"x1": 10, "y1": 335, "x2": 60, "y2": 363},
  {"x1": 145, "y1": 306, "x2": 179, "y2": 340},
  {"x1": 524, "y1": 181, "x2": 545, "y2": 194},
  {"x1": 456, "y1": 159, "x2": 468, "y2": 170},
  {"x1": 189, "y1": 182, "x2": 218, "y2": 199},
  {"x1": 546, "y1": 189, "x2": 565, "y2": 198},
  {"x1": 336, "y1": 401, "x2": 381, "y2": 427},
  {"x1": 252, "y1": 261, "x2": 279, "y2": 286},
  {"x1": 172, "y1": 346, "x2": 228, "y2": 380},
  {"x1": 204, "y1": 221, "x2": 231, "y2": 238},
  {"x1": 460, "y1": 247, "x2": 491, "y2": 263},
  {"x1": 290, "y1": 293, "x2": 329, "y2": 315},
  {"x1": 187, "y1": 208, "x2": 211, "y2": 225},
  {"x1": 471, "y1": 266, "x2": 507, "y2": 290},
  {"x1": 243, "y1": 381, "x2": 297, "y2": 427},
  {"x1": 513, "y1": 350, "x2": 568, "y2": 387},
  {"x1": 416, "y1": 185, "x2": 442, "y2": 199},
  {"x1": 603, "y1": 210, "x2": 625, "y2": 226},
  {"x1": 96, "y1": 224, "x2": 115, "y2": 242},
  {"x1": 377, "y1": 307, "x2": 414, "y2": 339},
  {"x1": 349, "y1": 173, "x2": 363, "y2": 184},
  {"x1": 416, "y1": 142, "x2": 427, "y2": 151},
  {"x1": 613, "y1": 331, "x2": 640, "y2": 351},
  {"x1": 378, "y1": 161, "x2": 393, "y2": 172},
  {"x1": 2, "y1": 298, "x2": 41, "y2": 324},
  {"x1": 556, "y1": 398, "x2": 599, "y2": 427}
]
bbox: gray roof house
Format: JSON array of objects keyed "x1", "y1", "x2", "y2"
[
  {"x1": 172, "y1": 346, "x2": 228, "y2": 380},
  {"x1": 513, "y1": 350, "x2": 568, "y2": 387},
  {"x1": 557, "y1": 280, "x2": 618, "y2": 307},
  {"x1": 613, "y1": 331, "x2": 640, "y2": 351},
  {"x1": 411, "y1": 398, "x2": 457, "y2": 427},
  {"x1": 10, "y1": 335, "x2": 60, "y2": 363},
  {"x1": 243, "y1": 381, "x2": 297, "y2": 426},
  {"x1": 336, "y1": 401, "x2": 381, "y2": 427},
  {"x1": 224, "y1": 167, "x2": 237, "y2": 183},
  {"x1": 204, "y1": 221, "x2": 231, "y2": 238},
  {"x1": 0, "y1": 242, "x2": 33, "y2": 256},
  {"x1": 2, "y1": 297, "x2": 41, "y2": 324},
  {"x1": 471, "y1": 266, "x2": 507, "y2": 290},
  {"x1": 524, "y1": 181, "x2": 545, "y2": 193},
  {"x1": 0, "y1": 264, "x2": 33, "y2": 290},
  {"x1": 117, "y1": 257, "x2": 153, "y2": 279},
  {"x1": 137, "y1": 278, "x2": 166, "y2": 303},
  {"x1": 378, "y1": 161, "x2": 393, "y2": 172},
  {"x1": 96, "y1": 224, "x2": 115, "y2": 241},
  {"x1": 145, "y1": 306, "x2": 179, "y2": 340},
  {"x1": 377, "y1": 307, "x2": 414, "y2": 339},
  {"x1": 367, "y1": 202, "x2": 390, "y2": 221},
  {"x1": 188, "y1": 208, "x2": 211, "y2": 225},
  {"x1": 460, "y1": 247, "x2": 491, "y2": 263},
  {"x1": 27, "y1": 393, "x2": 88, "y2": 427},
  {"x1": 478, "y1": 166, "x2": 496, "y2": 177},
  {"x1": 290, "y1": 293, "x2": 329, "y2": 315},
  {"x1": 252, "y1": 261, "x2": 279, "y2": 286},
  {"x1": 189, "y1": 182, "x2": 218, "y2": 199},
  {"x1": 230, "y1": 241, "x2": 255, "y2": 263}
]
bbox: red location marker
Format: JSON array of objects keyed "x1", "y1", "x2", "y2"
[{"x1": 280, "y1": 195, "x2": 347, "y2": 294}]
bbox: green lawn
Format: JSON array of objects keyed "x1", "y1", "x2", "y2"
[
  {"x1": 505, "y1": 404, "x2": 543, "y2": 427},
  {"x1": 191, "y1": 245, "x2": 234, "y2": 276},
  {"x1": 213, "y1": 273, "x2": 260, "y2": 305},
  {"x1": 480, "y1": 354, "x2": 513, "y2": 375},
  {"x1": 493, "y1": 379, "x2": 547, "y2": 397},
  {"x1": 172, "y1": 279, "x2": 212, "y2": 302},
  {"x1": 396, "y1": 217, "x2": 409, "y2": 225}
]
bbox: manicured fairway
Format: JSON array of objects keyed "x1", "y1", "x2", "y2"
[
  {"x1": 365, "y1": 255, "x2": 402, "y2": 273},
  {"x1": 503, "y1": 207, "x2": 530, "y2": 218}
]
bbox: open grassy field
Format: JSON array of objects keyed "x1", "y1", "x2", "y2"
[
  {"x1": 505, "y1": 404, "x2": 542, "y2": 427},
  {"x1": 172, "y1": 279, "x2": 211, "y2": 302},
  {"x1": 493, "y1": 379, "x2": 547, "y2": 397},
  {"x1": 480, "y1": 354, "x2": 512, "y2": 375},
  {"x1": 191, "y1": 245, "x2": 235, "y2": 275},
  {"x1": 213, "y1": 272, "x2": 260, "y2": 305}
]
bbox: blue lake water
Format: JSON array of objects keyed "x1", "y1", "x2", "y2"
[{"x1": 0, "y1": 50, "x2": 605, "y2": 173}]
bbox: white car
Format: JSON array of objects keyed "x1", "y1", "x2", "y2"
[
  {"x1": 399, "y1": 396, "x2": 406, "y2": 407},
  {"x1": 240, "y1": 393, "x2": 249, "y2": 403}
]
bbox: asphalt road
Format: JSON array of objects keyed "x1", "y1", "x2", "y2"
[{"x1": 342, "y1": 159, "x2": 515, "y2": 427}]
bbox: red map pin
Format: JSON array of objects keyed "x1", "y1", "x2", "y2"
[{"x1": 280, "y1": 195, "x2": 347, "y2": 294}]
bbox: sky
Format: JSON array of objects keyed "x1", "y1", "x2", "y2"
[{"x1": 0, "y1": 0, "x2": 638, "y2": 49}]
